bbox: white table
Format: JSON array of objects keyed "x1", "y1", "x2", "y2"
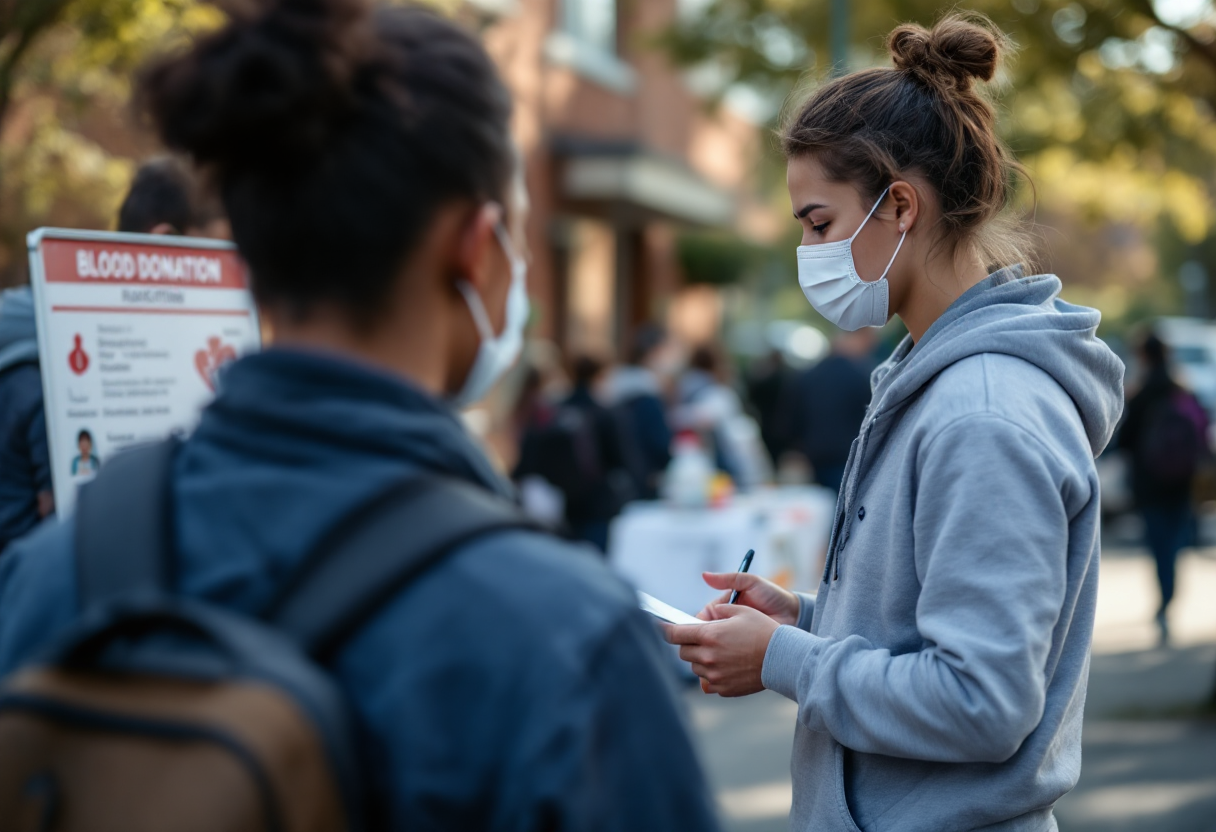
[{"x1": 608, "y1": 487, "x2": 837, "y2": 621}]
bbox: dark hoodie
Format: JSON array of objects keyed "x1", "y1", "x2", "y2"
[
  {"x1": 0, "y1": 348, "x2": 720, "y2": 831},
  {"x1": 0, "y1": 286, "x2": 50, "y2": 554}
]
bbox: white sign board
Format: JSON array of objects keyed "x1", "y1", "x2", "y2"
[
  {"x1": 27, "y1": 228, "x2": 261, "y2": 515},
  {"x1": 609, "y1": 488, "x2": 836, "y2": 620}
]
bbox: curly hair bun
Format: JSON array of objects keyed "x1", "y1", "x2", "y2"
[
  {"x1": 887, "y1": 14, "x2": 1002, "y2": 89},
  {"x1": 140, "y1": 0, "x2": 378, "y2": 173}
]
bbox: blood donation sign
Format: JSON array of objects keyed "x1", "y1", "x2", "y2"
[{"x1": 28, "y1": 228, "x2": 261, "y2": 514}]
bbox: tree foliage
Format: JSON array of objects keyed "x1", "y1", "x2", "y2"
[
  {"x1": 661, "y1": 0, "x2": 1216, "y2": 317},
  {"x1": 0, "y1": 0, "x2": 469, "y2": 287},
  {"x1": 0, "y1": 0, "x2": 221, "y2": 285}
]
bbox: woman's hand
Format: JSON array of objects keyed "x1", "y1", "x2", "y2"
[
  {"x1": 695, "y1": 571, "x2": 801, "y2": 626},
  {"x1": 662, "y1": 605, "x2": 779, "y2": 697}
]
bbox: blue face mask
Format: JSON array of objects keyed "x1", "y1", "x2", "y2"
[{"x1": 449, "y1": 221, "x2": 530, "y2": 409}]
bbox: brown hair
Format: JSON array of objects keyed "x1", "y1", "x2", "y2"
[{"x1": 781, "y1": 13, "x2": 1030, "y2": 270}]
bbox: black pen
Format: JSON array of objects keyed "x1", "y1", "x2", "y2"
[{"x1": 728, "y1": 549, "x2": 755, "y2": 605}]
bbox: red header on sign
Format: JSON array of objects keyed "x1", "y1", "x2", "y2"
[{"x1": 39, "y1": 238, "x2": 248, "y2": 290}]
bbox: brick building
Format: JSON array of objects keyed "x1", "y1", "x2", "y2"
[{"x1": 468, "y1": 0, "x2": 769, "y2": 356}]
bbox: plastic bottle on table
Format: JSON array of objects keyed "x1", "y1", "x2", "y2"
[{"x1": 663, "y1": 430, "x2": 714, "y2": 508}]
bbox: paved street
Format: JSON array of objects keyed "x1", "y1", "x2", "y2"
[{"x1": 687, "y1": 545, "x2": 1216, "y2": 832}]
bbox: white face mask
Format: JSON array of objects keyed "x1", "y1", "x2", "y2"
[
  {"x1": 796, "y1": 186, "x2": 906, "y2": 331},
  {"x1": 450, "y1": 222, "x2": 530, "y2": 409}
]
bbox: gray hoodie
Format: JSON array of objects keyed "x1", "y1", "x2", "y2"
[{"x1": 761, "y1": 268, "x2": 1125, "y2": 832}]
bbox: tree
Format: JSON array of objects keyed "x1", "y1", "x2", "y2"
[
  {"x1": 0, "y1": 0, "x2": 74, "y2": 130},
  {"x1": 0, "y1": 0, "x2": 221, "y2": 285},
  {"x1": 0, "y1": 1, "x2": 470, "y2": 287}
]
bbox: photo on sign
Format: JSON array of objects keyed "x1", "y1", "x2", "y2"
[{"x1": 70, "y1": 429, "x2": 101, "y2": 480}]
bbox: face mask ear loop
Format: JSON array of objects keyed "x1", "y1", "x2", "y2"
[
  {"x1": 456, "y1": 281, "x2": 496, "y2": 342},
  {"x1": 848, "y1": 186, "x2": 894, "y2": 243},
  {"x1": 494, "y1": 222, "x2": 521, "y2": 266},
  {"x1": 877, "y1": 229, "x2": 908, "y2": 282}
]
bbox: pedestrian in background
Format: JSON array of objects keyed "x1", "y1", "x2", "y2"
[
  {"x1": 117, "y1": 156, "x2": 229, "y2": 238},
  {"x1": 784, "y1": 328, "x2": 877, "y2": 492},
  {"x1": 0, "y1": 287, "x2": 51, "y2": 555},
  {"x1": 1117, "y1": 331, "x2": 1208, "y2": 644},
  {"x1": 605, "y1": 324, "x2": 673, "y2": 499},
  {"x1": 558, "y1": 355, "x2": 634, "y2": 550},
  {"x1": 664, "y1": 15, "x2": 1124, "y2": 832},
  {"x1": 674, "y1": 343, "x2": 762, "y2": 488},
  {"x1": 1, "y1": 157, "x2": 221, "y2": 557},
  {"x1": 0, "y1": 2, "x2": 719, "y2": 828},
  {"x1": 746, "y1": 347, "x2": 794, "y2": 468}
]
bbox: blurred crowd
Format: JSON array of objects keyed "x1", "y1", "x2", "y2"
[
  {"x1": 4, "y1": 151, "x2": 1215, "y2": 660},
  {"x1": 501, "y1": 324, "x2": 886, "y2": 552}
]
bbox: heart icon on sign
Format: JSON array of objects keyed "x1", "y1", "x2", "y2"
[{"x1": 195, "y1": 336, "x2": 238, "y2": 392}]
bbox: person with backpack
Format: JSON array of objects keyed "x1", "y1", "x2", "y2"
[
  {"x1": 663, "y1": 15, "x2": 1125, "y2": 831},
  {"x1": 515, "y1": 356, "x2": 633, "y2": 551},
  {"x1": 0, "y1": 3, "x2": 720, "y2": 830},
  {"x1": 1117, "y1": 332, "x2": 1208, "y2": 644},
  {"x1": 604, "y1": 325, "x2": 674, "y2": 500},
  {"x1": 674, "y1": 344, "x2": 766, "y2": 490}
]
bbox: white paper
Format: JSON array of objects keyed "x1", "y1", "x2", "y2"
[{"x1": 637, "y1": 591, "x2": 702, "y2": 625}]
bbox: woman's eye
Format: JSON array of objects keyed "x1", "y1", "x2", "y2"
[{"x1": 812, "y1": 221, "x2": 829, "y2": 234}]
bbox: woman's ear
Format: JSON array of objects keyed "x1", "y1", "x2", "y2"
[{"x1": 888, "y1": 180, "x2": 920, "y2": 234}]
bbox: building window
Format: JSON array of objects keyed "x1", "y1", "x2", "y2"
[
  {"x1": 561, "y1": 0, "x2": 617, "y2": 56},
  {"x1": 546, "y1": 0, "x2": 635, "y2": 93}
]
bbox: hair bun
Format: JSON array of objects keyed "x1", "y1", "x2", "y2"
[
  {"x1": 141, "y1": 0, "x2": 379, "y2": 173},
  {"x1": 887, "y1": 14, "x2": 1001, "y2": 89}
]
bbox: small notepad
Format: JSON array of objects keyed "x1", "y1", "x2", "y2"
[{"x1": 637, "y1": 591, "x2": 702, "y2": 625}]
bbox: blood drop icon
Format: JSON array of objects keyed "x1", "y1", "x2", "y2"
[{"x1": 68, "y1": 334, "x2": 89, "y2": 375}]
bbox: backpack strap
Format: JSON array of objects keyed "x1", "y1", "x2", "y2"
[
  {"x1": 74, "y1": 439, "x2": 180, "y2": 611},
  {"x1": 263, "y1": 476, "x2": 538, "y2": 662}
]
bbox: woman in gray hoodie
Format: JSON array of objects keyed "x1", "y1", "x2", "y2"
[{"x1": 664, "y1": 14, "x2": 1125, "y2": 832}]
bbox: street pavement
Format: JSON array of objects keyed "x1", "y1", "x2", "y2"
[{"x1": 686, "y1": 544, "x2": 1216, "y2": 832}]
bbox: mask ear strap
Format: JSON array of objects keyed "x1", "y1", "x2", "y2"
[
  {"x1": 878, "y1": 229, "x2": 907, "y2": 282},
  {"x1": 849, "y1": 185, "x2": 894, "y2": 242},
  {"x1": 456, "y1": 281, "x2": 496, "y2": 341},
  {"x1": 493, "y1": 222, "x2": 520, "y2": 264}
]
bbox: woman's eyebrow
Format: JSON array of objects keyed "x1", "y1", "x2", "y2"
[{"x1": 795, "y1": 202, "x2": 827, "y2": 219}]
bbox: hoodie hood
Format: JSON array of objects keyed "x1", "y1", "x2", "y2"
[
  {"x1": 0, "y1": 286, "x2": 39, "y2": 374},
  {"x1": 871, "y1": 267, "x2": 1125, "y2": 457},
  {"x1": 172, "y1": 348, "x2": 512, "y2": 612},
  {"x1": 196, "y1": 347, "x2": 509, "y2": 496}
]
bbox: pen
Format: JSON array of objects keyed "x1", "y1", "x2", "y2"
[{"x1": 728, "y1": 549, "x2": 755, "y2": 605}]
